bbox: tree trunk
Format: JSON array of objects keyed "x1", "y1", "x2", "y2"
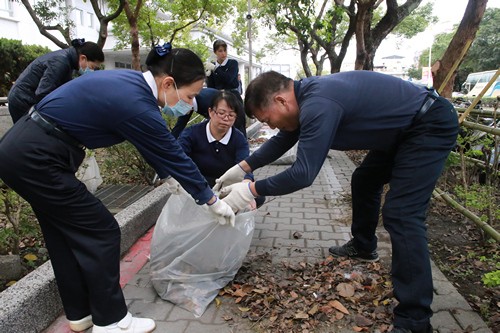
[
  {"x1": 355, "y1": 0, "x2": 423, "y2": 70},
  {"x1": 124, "y1": 0, "x2": 143, "y2": 71},
  {"x1": 90, "y1": 0, "x2": 125, "y2": 49},
  {"x1": 19, "y1": 0, "x2": 70, "y2": 49},
  {"x1": 299, "y1": 43, "x2": 312, "y2": 77},
  {"x1": 354, "y1": 1, "x2": 374, "y2": 70},
  {"x1": 432, "y1": 0, "x2": 488, "y2": 97}
]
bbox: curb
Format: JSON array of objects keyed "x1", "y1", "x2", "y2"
[{"x1": 0, "y1": 185, "x2": 171, "y2": 333}]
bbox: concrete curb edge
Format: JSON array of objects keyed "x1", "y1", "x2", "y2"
[{"x1": 0, "y1": 185, "x2": 170, "y2": 333}]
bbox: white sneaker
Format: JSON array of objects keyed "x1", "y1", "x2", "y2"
[
  {"x1": 69, "y1": 314, "x2": 93, "y2": 331},
  {"x1": 92, "y1": 312, "x2": 155, "y2": 333}
]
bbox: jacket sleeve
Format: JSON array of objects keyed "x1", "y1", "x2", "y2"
[
  {"x1": 252, "y1": 96, "x2": 342, "y2": 197},
  {"x1": 35, "y1": 57, "x2": 73, "y2": 103},
  {"x1": 114, "y1": 112, "x2": 214, "y2": 205}
]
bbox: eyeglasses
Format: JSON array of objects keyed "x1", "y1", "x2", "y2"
[{"x1": 213, "y1": 109, "x2": 237, "y2": 120}]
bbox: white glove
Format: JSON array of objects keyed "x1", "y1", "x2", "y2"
[
  {"x1": 206, "y1": 197, "x2": 236, "y2": 227},
  {"x1": 163, "y1": 177, "x2": 184, "y2": 195},
  {"x1": 204, "y1": 61, "x2": 215, "y2": 76},
  {"x1": 213, "y1": 164, "x2": 247, "y2": 192},
  {"x1": 219, "y1": 182, "x2": 256, "y2": 213}
]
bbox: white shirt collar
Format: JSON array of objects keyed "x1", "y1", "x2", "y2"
[
  {"x1": 206, "y1": 121, "x2": 232, "y2": 145},
  {"x1": 192, "y1": 97, "x2": 198, "y2": 112},
  {"x1": 142, "y1": 71, "x2": 158, "y2": 100},
  {"x1": 214, "y1": 58, "x2": 229, "y2": 69}
]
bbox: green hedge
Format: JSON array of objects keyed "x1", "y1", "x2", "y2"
[{"x1": 0, "y1": 38, "x2": 51, "y2": 96}]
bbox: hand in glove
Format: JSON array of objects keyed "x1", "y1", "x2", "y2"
[
  {"x1": 162, "y1": 176, "x2": 185, "y2": 195},
  {"x1": 219, "y1": 182, "x2": 256, "y2": 213},
  {"x1": 213, "y1": 164, "x2": 246, "y2": 192},
  {"x1": 204, "y1": 61, "x2": 215, "y2": 76},
  {"x1": 206, "y1": 197, "x2": 236, "y2": 227}
]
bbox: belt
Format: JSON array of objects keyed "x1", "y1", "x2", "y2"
[
  {"x1": 29, "y1": 110, "x2": 85, "y2": 150},
  {"x1": 415, "y1": 88, "x2": 439, "y2": 121}
]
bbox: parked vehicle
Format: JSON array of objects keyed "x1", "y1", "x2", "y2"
[{"x1": 461, "y1": 70, "x2": 500, "y2": 98}]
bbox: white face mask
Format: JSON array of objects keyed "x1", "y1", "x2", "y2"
[{"x1": 161, "y1": 82, "x2": 192, "y2": 117}]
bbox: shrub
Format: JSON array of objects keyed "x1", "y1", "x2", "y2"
[{"x1": 0, "y1": 38, "x2": 51, "y2": 96}]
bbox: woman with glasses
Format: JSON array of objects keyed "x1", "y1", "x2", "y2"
[
  {"x1": 7, "y1": 38, "x2": 104, "y2": 124},
  {"x1": 0, "y1": 43, "x2": 234, "y2": 333},
  {"x1": 177, "y1": 91, "x2": 264, "y2": 209}
]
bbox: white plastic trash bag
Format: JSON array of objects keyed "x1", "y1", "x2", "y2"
[
  {"x1": 150, "y1": 192, "x2": 255, "y2": 317},
  {"x1": 76, "y1": 152, "x2": 103, "y2": 193}
]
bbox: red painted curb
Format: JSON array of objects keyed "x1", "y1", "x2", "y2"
[{"x1": 42, "y1": 226, "x2": 155, "y2": 333}]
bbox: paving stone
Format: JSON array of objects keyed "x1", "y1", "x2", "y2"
[
  {"x1": 452, "y1": 309, "x2": 492, "y2": 331},
  {"x1": 128, "y1": 299, "x2": 173, "y2": 320}
]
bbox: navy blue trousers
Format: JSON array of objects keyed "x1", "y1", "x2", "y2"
[
  {"x1": 350, "y1": 97, "x2": 458, "y2": 330},
  {"x1": 0, "y1": 115, "x2": 127, "y2": 326}
]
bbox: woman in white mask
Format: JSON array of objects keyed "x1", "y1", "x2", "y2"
[{"x1": 0, "y1": 43, "x2": 234, "y2": 333}]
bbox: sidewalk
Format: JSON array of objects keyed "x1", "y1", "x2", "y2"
[{"x1": 44, "y1": 150, "x2": 491, "y2": 333}]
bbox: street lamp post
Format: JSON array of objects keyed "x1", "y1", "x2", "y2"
[
  {"x1": 247, "y1": 0, "x2": 252, "y2": 82},
  {"x1": 427, "y1": 38, "x2": 433, "y2": 88}
]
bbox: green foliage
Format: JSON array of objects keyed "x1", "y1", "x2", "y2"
[
  {"x1": 0, "y1": 38, "x2": 51, "y2": 97},
  {"x1": 482, "y1": 270, "x2": 500, "y2": 287},
  {"x1": 413, "y1": 8, "x2": 499, "y2": 90},
  {"x1": 418, "y1": 31, "x2": 454, "y2": 68},
  {"x1": 461, "y1": 8, "x2": 500, "y2": 73},
  {"x1": 33, "y1": 0, "x2": 71, "y2": 26},
  {"x1": 0, "y1": 181, "x2": 41, "y2": 255},
  {"x1": 110, "y1": 0, "x2": 233, "y2": 56},
  {"x1": 100, "y1": 143, "x2": 155, "y2": 186},
  {"x1": 454, "y1": 184, "x2": 500, "y2": 223},
  {"x1": 391, "y1": 3, "x2": 437, "y2": 39},
  {"x1": 407, "y1": 66, "x2": 422, "y2": 80}
]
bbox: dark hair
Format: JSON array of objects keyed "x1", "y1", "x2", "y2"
[
  {"x1": 71, "y1": 39, "x2": 104, "y2": 62},
  {"x1": 244, "y1": 71, "x2": 292, "y2": 118},
  {"x1": 146, "y1": 47, "x2": 205, "y2": 88},
  {"x1": 210, "y1": 91, "x2": 241, "y2": 116},
  {"x1": 213, "y1": 39, "x2": 227, "y2": 52}
]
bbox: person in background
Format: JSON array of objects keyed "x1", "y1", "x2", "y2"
[
  {"x1": 176, "y1": 90, "x2": 265, "y2": 209},
  {"x1": 237, "y1": 73, "x2": 243, "y2": 95},
  {"x1": 170, "y1": 87, "x2": 219, "y2": 138},
  {"x1": 7, "y1": 38, "x2": 104, "y2": 124},
  {"x1": 0, "y1": 43, "x2": 234, "y2": 333},
  {"x1": 206, "y1": 39, "x2": 246, "y2": 137},
  {"x1": 214, "y1": 70, "x2": 459, "y2": 333}
]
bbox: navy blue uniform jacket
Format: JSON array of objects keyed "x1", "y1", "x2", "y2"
[
  {"x1": 246, "y1": 71, "x2": 446, "y2": 197},
  {"x1": 177, "y1": 121, "x2": 252, "y2": 187},
  {"x1": 206, "y1": 59, "x2": 239, "y2": 90},
  {"x1": 35, "y1": 69, "x2": 214, "y2": 204},
  {"x1": 8, "y1": 47, "x2": 79, "y2": 110}
]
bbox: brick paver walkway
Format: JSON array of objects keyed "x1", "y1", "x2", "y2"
[{"x1": 45, "y1": 150, "x2": 491, "y2": 333}]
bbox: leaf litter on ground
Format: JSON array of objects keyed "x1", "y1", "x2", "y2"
[{"x1": 219, "y1": 252, "x2": 398, "y2": 332}]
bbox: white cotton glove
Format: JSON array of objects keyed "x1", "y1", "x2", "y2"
[
  {"x1": 213, "y1": 164, "x2": 247, "y2": 192},
  {"x1": 219, "y1": 182, "x2": 256, "y2": 213},
  {"x1": 206, "y1": 197, "x2": 236, "y2": 227},
  {"x1": 204, "y1": 61, "x2": 215, "y2": 76}
]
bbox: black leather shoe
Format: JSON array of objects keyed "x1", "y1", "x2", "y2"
[
  {"x1": 389, "y1": 324, "x2": 433, "y2": 333},
  {"x1": 328, "y1": 239, "x2": 379, "y2": 262}
]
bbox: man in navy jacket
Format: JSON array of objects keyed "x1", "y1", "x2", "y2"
[{"x1": 215, "y1": 70, "x2": 459, "y2": 333}]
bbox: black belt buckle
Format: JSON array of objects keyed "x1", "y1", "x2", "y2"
[{"x1": 29, "y1": 110, "x2": 85, "y2": 150}]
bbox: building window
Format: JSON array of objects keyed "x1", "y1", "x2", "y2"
[
  {"x1": 75, "y1": 9, "x2": 84, "y2": 26},
  {"x1": 86, "y1": 12, "x2": 93, "y2": 28},
  {"x1": 115, "y1": 62, "x2": 132, "y2": 69},
  {"x1": 0, "y1": 0, "x2": 13, "y2": 16}
]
